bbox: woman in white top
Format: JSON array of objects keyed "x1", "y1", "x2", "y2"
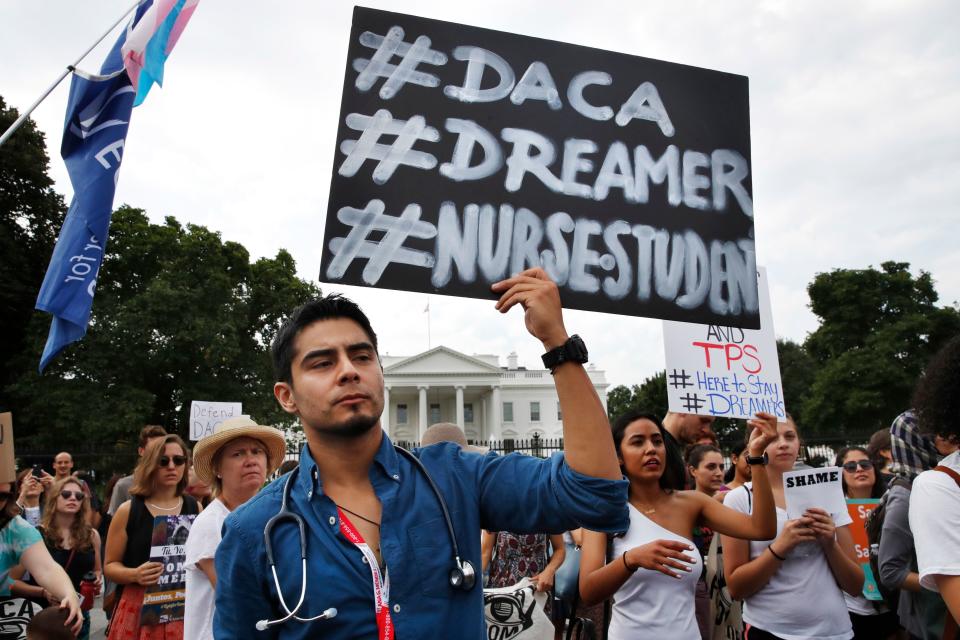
[
  {"x1": 579, "y1": 409, "x2": 779, "y2": 640},
  {"x1": 722, "y1": 416, "x2": 864, "y2": 640},
  {"x1": 184, "y1": 417, "x2": 286, "y2": 640}
]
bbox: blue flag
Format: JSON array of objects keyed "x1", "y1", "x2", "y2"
[{"x1": 35, "y1": 2, "x2": 151, "y2": 372}]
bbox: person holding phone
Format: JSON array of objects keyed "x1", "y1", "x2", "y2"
[{"x1": 16, "y1": 468, "x2": 45, "y2": 527}]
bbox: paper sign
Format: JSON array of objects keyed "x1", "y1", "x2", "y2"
[
  {"x1": 663, "y1": 267, "x2": 785, "y2": 420},
  {"x1": 783, "y1": 467, "x2": 847, "y2": 519},
  {"x1": 0, "y1": 597, "x2": 43, "y2": 639},
  {"x1": 320, "y1": 7, "x2": 760, "y2": 328},
  {"x1": 847, "y1": 499, "x2": 883, "y2": 601},
  {"x1": 140, "y1": 514, "x2": 195, "y2": 625},
  {"x1": 189, "y1": 401, "x2": 242, "y2": 441},
  {"x1": 0, "y1": 413, "x2": 15, "y2": 483}
]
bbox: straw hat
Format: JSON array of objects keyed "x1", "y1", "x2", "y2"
[
  {"x1": 420, "y1": 423, "x2": 489, "y2": 454},
  {"x1": 192, "y1": 417, "x2": 287, "y2": 484}
]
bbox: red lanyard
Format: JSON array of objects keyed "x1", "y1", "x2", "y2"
[{"x1": 338, "y1": 508, "x2": 394, "y2": 640}]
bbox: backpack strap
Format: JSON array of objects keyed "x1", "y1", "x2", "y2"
[{"x1": 934, "y1": 465, "x2": 960, "y2": 488}]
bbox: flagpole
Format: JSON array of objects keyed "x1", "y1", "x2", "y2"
[
  {"x1": 426, "y1": 297, "x2": 432, "y2": 350},
  {"x1": 0, "y1": 0, "x2": 142, "y2": 150}
]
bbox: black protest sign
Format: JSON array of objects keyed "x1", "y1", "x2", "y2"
[{"x1": 320, "y1": 7, "x2": 759, "y2": 328}]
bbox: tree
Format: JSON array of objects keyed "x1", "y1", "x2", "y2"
[
  {"x1": 0, "y1": 97, "x2": 67, "y2": 398},
  {"x1": 605, "y1": 384, "x2": 638, "y2": 422},
  {"x1": 801, "y1": 262, "x2": 960, "y2": 436},
  {"x1": 607, "y1": 371, "x2": 668, "y2": 421},
  {"x1": 776, "y1": 338, "x2": 815, "y2": 425},
  {"x1": 6, "y1": 206, "x2": 321, "y2": 459}
]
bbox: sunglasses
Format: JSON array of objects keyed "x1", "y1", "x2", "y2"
[
  {"x1": 159, "y1": 455, "x2": 188, "y2": 467},
  {"x1": 0, "y1": 492, "x2": 12, "y2": 502},
  {"x1": 60, "y1": 490, "x2": 85, "y2": 501},
  {"x1": 842, "y1": 460, "x2": 873, "y2": 472}
]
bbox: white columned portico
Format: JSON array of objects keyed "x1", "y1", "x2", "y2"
[
  {"x1": 455, "y1": 385, "x2": 465, "y2": 428},
  {"x1": 418, "y1": 386, "x2": 428, "y2": 441},
  {"x1": 382, "y1": 386, "x2": 391, "y2": 435},
  {"x1": 490, "y1": 385, "x2": 502, "y2": 441}
]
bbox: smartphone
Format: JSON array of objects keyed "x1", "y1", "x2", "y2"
[{"x1": 32, "y1": 464, "x2": 43, "y2": 478}]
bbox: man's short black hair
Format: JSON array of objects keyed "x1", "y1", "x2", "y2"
[
  {"x1": 913, "y1": 334, "x2": 960, "y2": 441},
  {"x1": 271, "y1": 294, "x2": 379, "y2": 384}
]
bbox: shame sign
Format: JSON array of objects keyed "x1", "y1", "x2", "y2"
[{"x1": 785, "y1": 470, "x2": 839, "y2": 488}]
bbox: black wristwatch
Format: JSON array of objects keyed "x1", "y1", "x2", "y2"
[
  {"x1": 745, "y1": 452, "x2": 769, "y2": 466},
  {"x1": 541, "y1": 335, "x2": 588, "y2": 373}
]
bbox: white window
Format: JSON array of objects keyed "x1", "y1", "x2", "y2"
[
  {"x1": 503, "y1": 402, "x2": 514, "y2": 423},
  {"x1": 429, "y1": 404, "x2": 441, "y2": 424},
  {"x1": 464, "y1": 403, "x2": 474, "y2": 423},
  {"x1": 557, "y1": 404, "x2": 562, "y2": 421},
  {"x1": 397, "y1": 403, "x2": 408, "y2": 424},
  {"x1": 530, "y1": 401, "x2": 541, "y2": 422}
]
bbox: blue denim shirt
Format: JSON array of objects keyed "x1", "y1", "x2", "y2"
[{"x1": 213, "y1": 435, "x2": 628, "y2": 639}]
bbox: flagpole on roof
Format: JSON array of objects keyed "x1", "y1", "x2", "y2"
[{"x1": 0, "y1": 0, "x2": 142, "y2": 149}]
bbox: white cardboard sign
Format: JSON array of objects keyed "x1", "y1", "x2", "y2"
[
  {"x1": 783, "y1": 466, "x2": 847, "y2": 519},
  {"x1": 662, "y1": 266, "x2": 785, "y2": 420},
  {"x1": 189, "y1": 401, "x2": 242, "y2": 441}
]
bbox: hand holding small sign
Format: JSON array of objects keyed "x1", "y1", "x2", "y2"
[
  {"x1": 804, "y1": 508, "x2": 838, "y2": 547},
  {"x1": 773, "y1": 517, "x2": 817, "y2": 556},
  {"x1": 746, "y1": 411, "x2": 778, "y2": 457}
]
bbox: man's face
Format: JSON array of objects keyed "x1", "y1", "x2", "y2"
[
  {"x1": 53, "y1": 453, "x2": 73, "y2": 478},
  {"x1": 274, "y1": 318, "x2": 384, "y2": 438},
  {"x1": 138, "y1": 435, "x2": 166, "y2": 458},
  {"x1": 680, "y1": 414, "x2": 716, "y2": 445}
]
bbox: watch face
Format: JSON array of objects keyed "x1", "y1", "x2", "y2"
[{"x1": 567, "y1": 335, "x2": 588, "y2": 362}]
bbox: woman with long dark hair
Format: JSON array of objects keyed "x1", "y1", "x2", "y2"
[
  {"x1": 579, "y1": 410, "x2": 778, "y2": 639},
  {"x1": 105, "y1": 434, "x2": 200, "y2": 639},
  {"x1": 722, "y1": 416, "x2": 864, "y2": 639},
  {"x1": 835, "y1": 446, "x2": 896, "y2": 638}
]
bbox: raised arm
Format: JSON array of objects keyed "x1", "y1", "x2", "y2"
[
  {"x1": 492, "y1": 268, "x2": 619, "y2": 480},
  {"x1": 698, "y1": 413, "x2": 777, "y2": 540}
]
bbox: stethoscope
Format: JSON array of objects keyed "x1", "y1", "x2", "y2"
[{"x1": 256, "y1": 445, "x2": 477, "y2": 631}]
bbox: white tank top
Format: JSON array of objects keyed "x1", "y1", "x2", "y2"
[{"x1": 608, "y1": 503, "x2": 702, "y2": 640}]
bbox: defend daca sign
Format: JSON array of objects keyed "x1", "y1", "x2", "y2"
[{"x1": 321, "y1": 7, "x2": 760, "y2": 328}]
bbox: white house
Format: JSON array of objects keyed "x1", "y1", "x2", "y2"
[{"x1": 380, "y1": 346, "x2": 609, "y2": 444}]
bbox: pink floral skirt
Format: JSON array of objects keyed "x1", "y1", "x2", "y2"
[{"x1": 107, "y1": 584, "x2": 183, "y2": 640}]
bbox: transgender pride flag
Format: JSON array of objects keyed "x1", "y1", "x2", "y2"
[{"x1": 121, "y1": 0, "x2": 200, "y2": 105}]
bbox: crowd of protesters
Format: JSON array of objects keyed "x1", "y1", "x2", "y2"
[{"x1": 2, "y1": 281, "x2": 958, "y2": 640}]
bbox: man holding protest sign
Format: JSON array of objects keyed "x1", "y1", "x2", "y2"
[{"x1": 213, "y1": 268, "x2": 628, "y2": 638}]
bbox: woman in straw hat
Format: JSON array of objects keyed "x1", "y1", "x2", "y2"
[
  {"x1": 184, "y1": 417, "x2": 286, "y2": 640},
  {"x1": 105, "y1": 433, "x2": 199, "y2": 640}
]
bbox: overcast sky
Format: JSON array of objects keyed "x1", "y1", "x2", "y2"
[{"x1": 3, "y1": 0, "x2": 958, "y2": 390}]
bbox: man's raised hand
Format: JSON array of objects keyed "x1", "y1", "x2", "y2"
[{"x1": 492, "y1": 268, "x2": 568, "y2": 349}]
